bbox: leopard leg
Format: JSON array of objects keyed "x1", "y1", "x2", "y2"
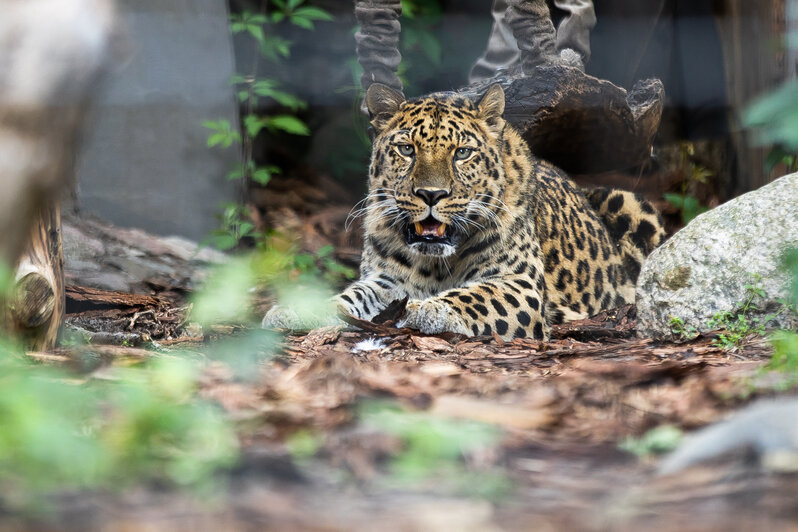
[
  {"x1": 398, "y1": 275, "x2": 549, "y2": 340},
  {"x1": 336, "y1": 273, "x2": 404, "y2": 320}
]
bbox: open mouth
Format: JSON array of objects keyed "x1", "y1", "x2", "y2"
[{"x1": 404, "y1": 215, "x2": 453, "y2": 246}]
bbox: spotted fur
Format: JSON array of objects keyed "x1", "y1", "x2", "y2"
[{"x1": 266, "y1": 83, "x2": 665, "y2": 340}]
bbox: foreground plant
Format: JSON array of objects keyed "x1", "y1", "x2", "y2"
[
  {"x1": 0, "y1": 339, "x2": 237, "y2": 510},
  {"x1": 204, "y1": 1, "x2": 332, "y2": 250}
]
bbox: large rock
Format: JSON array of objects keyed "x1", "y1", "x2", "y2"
[{"x1": 636, "y1": 173, "x2": 798, "y2": 340}]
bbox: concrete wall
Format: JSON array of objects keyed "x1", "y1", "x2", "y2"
[{"x1": 76, "y1": 0, "x2": 240, "y2": 241}]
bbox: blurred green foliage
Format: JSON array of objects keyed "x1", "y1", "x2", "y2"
[
  {"x1": 205, "y1": 0, "x2": 332, "y2": 252},
  {"x1": 668, "y1": 315, "x2": 698, "y2": 341},
  {"x1": 204, "y1": 1, "x2": 354, "y2": 293},
  {"x1": 744, "y1": 56, "x2": 798, "y2": 177},
  {"x1": 744, "y1": 79, "x2": 798, "y2": 151},
  {"x1": 620, "y1": 425, "x2": 683, "y2": 457},
  {"x1": 189, "y1": 236, "x2": 341, "y2": 377},
  {"x1": 762, "y1": 249, "x2": 798, "y2": 386},
  {"x1": 285, "y1": 429, "x2": 323, "y2": 462},
  {"x1": 0, "y1": 340, "x2": 237, "y2": 510},
  {"x1": 740, "y1": 32, "x2": 798, "y2": 384},
  {"x1": 359, "y1": 401, "x2": 510, "y2": 499},
  {"x1": 663, "y1": 142, "x2": 711, "y2": 226},
  {"x1": 706, "y1": 274, "x2": 795, "y2": 350}
]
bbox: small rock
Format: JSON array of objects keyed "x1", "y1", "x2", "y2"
[
  {"x1": 658, "y1": 398, "x2": 798, "y2": 475},
  {"x1": 636, "y1": 173, "x2": 798, "y2": 340},
  {"x1": 159, "y1": 235, "x2": 227, "y2": 264},
  {"x1": 62, "y1": 223, "x2": 105, "y2": 260}
]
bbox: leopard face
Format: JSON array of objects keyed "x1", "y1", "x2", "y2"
[{"x1": 364, "y1": 85, "x2": 507, "y2": 258}]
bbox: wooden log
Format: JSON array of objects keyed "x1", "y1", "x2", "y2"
[
  {"x1": 65, "y1": 285, "x2": 163, "y2": 312},
  {"x1": 9, "y1": 206, "x2": 64, "y2": 350},
  {"x1": 460, "y1": 64, "x2": 664, "y2": 174}
]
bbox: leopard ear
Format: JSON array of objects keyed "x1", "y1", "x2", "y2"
[
  {"x1": 366, "y1": 83, "x2": 405, "y2": 133},
  {"x1": 477, "y1": 83, "x2": 505, "y2": 133}
]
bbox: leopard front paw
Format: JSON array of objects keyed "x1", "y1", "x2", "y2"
[
  {"x1": 396, "y1": 298, "x2": 470, "y2": 336},
  {"x1": 261, "y1": 304, "x2": 342, "y2": 330}
]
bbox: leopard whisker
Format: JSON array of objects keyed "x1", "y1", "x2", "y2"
[
  {"x1": 474, "y1": 193, "x2": 511, "y2": 215},
  {"x1": 345, "y1": 189, "x2": 396, "y2": 230}
]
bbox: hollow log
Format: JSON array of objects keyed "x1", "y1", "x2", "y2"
[
  {"x1": 0, "y1": 0, "x2": 115, "y2": 350},
  {"x1": 460, "y1": 64, "x2": 664, "y2": 174}
]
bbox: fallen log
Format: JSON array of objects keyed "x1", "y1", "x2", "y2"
[
  {"x1": 9, "y1": 206, "x2": 64, "y2": 351},
  {"x1": 460, "y1": 65, "x2": 664, "y2": 174}
]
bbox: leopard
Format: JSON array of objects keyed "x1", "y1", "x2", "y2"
[{"x1": 263, "y1": 82, "x2": 665, "y2": 340}]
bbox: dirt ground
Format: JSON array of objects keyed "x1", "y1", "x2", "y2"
[{"x1": 15, "y1": 215, "x2": 798, "y2": 532}]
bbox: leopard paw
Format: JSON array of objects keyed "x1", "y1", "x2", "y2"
[
  {"x1": 396, "y1": 298, "x2": 470, "y2": 335},
  {"x1": 261, "y1": 304, "x2": 342, "y2": 331}
]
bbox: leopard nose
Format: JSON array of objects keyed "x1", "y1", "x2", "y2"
[{"x1": 414, "y1": 188, "x2": 450, "y2": 206}]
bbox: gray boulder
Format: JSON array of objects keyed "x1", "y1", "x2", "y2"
[{"x1": 636, "y1": 173, "x2": 798, "y2": 340}]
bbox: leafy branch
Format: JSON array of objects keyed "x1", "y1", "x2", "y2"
[{"x1": 204, "y1": 1, "x2": 332, "y2": 251}]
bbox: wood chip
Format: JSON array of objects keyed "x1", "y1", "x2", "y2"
[
  {"x1": 431, "y1": 394, "x2": 555, "y2": 430},
  {"x1": 299, "y1": 326, "x2": 342, "y2": 350},
  {"x1": 419, "y1": 361, "x2": 462, "y2": 376},
  {"x1": 411, "y1": 336, "x2": 452, "y2": 352}
]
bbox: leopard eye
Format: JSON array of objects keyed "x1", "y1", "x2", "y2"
[
  {"x1": 454, "y1": 147, "x2": 473, "y2": 160},
  {"x1": 397, "y1": 144, "x2": 415, "y2": 157}
]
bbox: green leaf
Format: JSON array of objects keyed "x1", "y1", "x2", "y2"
[
  {"x1": 267, "y1": 91, "x2": 306, "y2": 110},
  {"x1": 192, "y1": 258, "x2": 255, "y2": 324},
  {"x1": 743, "y1": 80, "x2": 798, "y2": 150},
  {"x1": 226, "y1": 165, "x2": 247, "y2": 181},
  {"x1": 202, "y1": 120, "x2": 227, "y2": 132},
  {"x1": 252, "y1": 79, "x2": 277, "y2": 92},
  {"x1": 243, "y1": 115, "x2": 267, "y2": 138},
  {"x1": 287, "y1": 0, "x2": 304, "y2": 10},
  {"x1": 401, "y1": 0, "x2": 417, "y2": 19},
  {"x1": 259, "y1": 36, "x2": 292, "y2": 61},
  {"x1": 276, "y1": 41, "x2": 291, "y2": 58},
  {"x1": 620, "y1": 425, "x2": 683, "y2": 457},
  {"x1": 663, "y1": 193, "x2": 684, "y2": 209},
  {"x1": 293, "y1": 6, "x2": 334, "y2": 21},
  {"x1": 252, "y1": 167, "x2": 277, "y2": 185},
  {"x1": 267, "y1": 115, "x2": 310, "y2": 135},
  {"x1": 206, "y1": 133, "x2": 227, "y2": 148},
  {"x1": 211, "y1": 234, "x2": 238, "y2": 251},
  {"x1": 765, "y1": 146, "x2": 793, "y2": 173},
  {"x1": 247, "y1": 24, "x2": 265, "y2": 43},
  {"x1": 290, "y1": 15, "x2": 314, "y2": 30},
  {"x1": 238, "y1": 222, "x2": 255, "y2": 237},
  {"x1": 270, "y1": 11, "x2": 286, "y2": 23},
  {"x1": 293, "y1": 253, "x2": 316, "y2": 271}
]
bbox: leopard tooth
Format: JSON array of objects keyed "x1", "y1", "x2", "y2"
[
  {"x1": 436, "y1": 223, "x2": 446, "y2": 237},
  {"x1": 414, "y1": 222, "x2": 423, "y2": 235}
]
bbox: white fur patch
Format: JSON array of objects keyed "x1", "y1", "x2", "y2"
[{"x1": 352, "y1": 337, "x2": 388, "y2": 353}]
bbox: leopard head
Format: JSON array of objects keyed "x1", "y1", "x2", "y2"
[{"x1": 361, "y1": 83, "x2": 509, "y2": 258}]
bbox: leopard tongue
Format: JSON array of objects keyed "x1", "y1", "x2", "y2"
[{"x1": 414, "y1": 221, "x2": 447, "y2": 237}]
